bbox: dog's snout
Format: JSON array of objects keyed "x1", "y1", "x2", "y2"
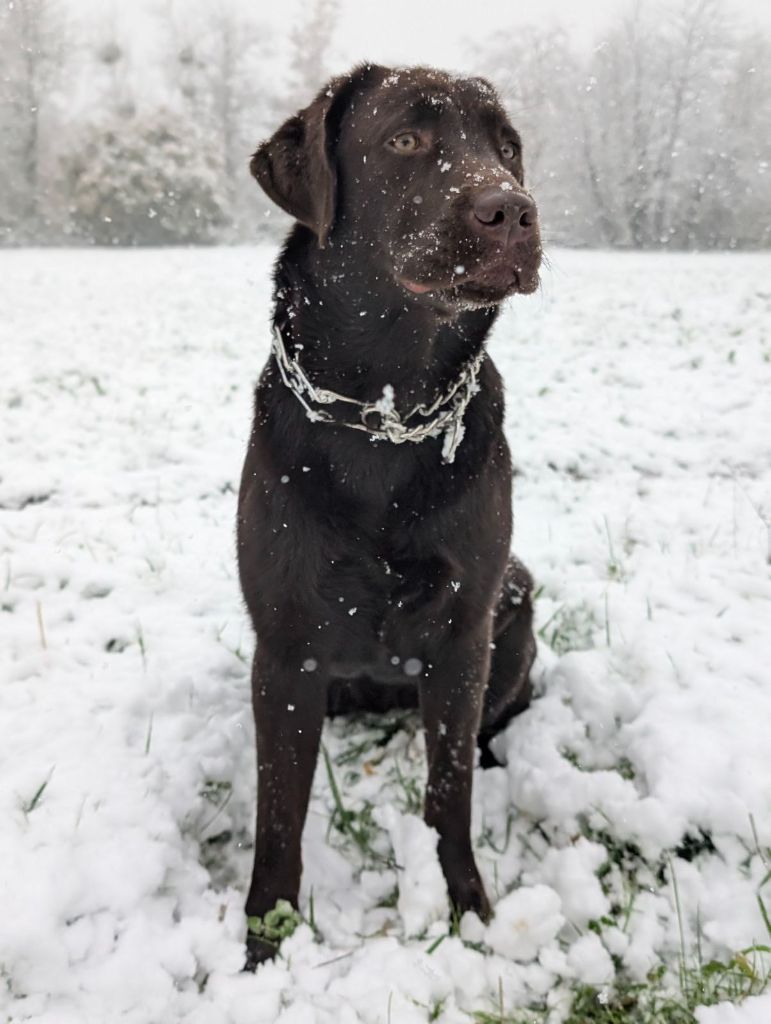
[{"x1": 470, "y1": 187, "x2": 538, "y2": 245}]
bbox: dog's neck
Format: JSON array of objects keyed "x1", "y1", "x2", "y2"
[{"x1": 272, "y1": 226, "x2": 499, "y2": 412}]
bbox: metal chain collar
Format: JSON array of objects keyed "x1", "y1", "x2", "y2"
[{"x1": 271, "y1": 322, "x2": 485, "y2": 464}]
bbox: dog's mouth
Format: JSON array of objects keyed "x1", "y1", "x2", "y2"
[
  {"x1": 401, "y1": 279, "x2": 435, "y2": 295},
  {"x1": 396, "y1": 250, "x2": 541, "y2": 307}
]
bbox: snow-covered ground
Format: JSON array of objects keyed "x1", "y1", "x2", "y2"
[{"x1": 1, "y1": 246, "x2": 769, "y2": 1024}]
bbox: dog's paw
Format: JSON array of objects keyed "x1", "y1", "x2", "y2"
[
  {"x1": 243, "y1": 898, "x2": 303, "y2": 970},
  {"x1": 243, "y1": 933, "x2": 279, "y2": 971},
  {"x1": 477, "y1": 739, "x2": 504, "y2": 769},
  {"x1": 449, "y1": 874, "x2": 492, "y2": 925}
]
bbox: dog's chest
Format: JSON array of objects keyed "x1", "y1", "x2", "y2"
[{"x1": 321, "y1": 435, "x2": 440, "y2": 506}]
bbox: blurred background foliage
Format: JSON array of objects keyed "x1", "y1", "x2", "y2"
[{"x1": 1, "y1": 0, "x2": 768, "y2": 248}]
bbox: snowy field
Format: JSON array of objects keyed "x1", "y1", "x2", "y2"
[{"x1": 1, "y1": 245, "x2": 770, "y2": 1024}]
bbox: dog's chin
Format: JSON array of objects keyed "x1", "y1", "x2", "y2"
[
  {"x1": 397, "y1": 254, "x2": 541, "y2": 311},
  {"x1": 448, "y1": 267, "x2": 540, "y2": 308}
]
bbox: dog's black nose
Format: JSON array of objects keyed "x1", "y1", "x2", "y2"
[{"x1": 471, "y1": 187, "x2": 538, "y2": 245}]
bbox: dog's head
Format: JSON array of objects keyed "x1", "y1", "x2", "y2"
[{"x1": 251, "y1": 64, "x2": 541, "y2": 312}]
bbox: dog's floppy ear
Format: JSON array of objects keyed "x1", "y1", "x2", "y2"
[{"x1": 250, "y1": 75, "x2": 353, "y2": 248}]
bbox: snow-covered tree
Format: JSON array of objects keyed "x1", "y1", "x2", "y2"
[
  {"x1": 576, "y1": 0, "x2": 736, "y2": 247},
  {"x1": 61, "y1": 113, "x2": 227, "y2": 245}
]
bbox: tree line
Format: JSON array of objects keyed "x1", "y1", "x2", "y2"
[
  {"x1": 481, "y1": 0, "x2": 770, "y2": 249},
  {"x1": 1, "y1": 0, "x2": 768, "y2": 249}
]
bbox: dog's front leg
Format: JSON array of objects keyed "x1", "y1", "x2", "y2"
[
  {"x1": 419, "y1": 623, "x2": 492, "y2": 923},
  {"x1": 244, "y1": 646, "x2": 327, "y2": 969}
]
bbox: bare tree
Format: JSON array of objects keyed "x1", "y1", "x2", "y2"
[
  {"x1": 648, "y1": 0, "x2": 717, "y2": 241},
  {"x1": 477, "y1": 27, "x2": 590, "y2": 245},
  {"x1": 716, "y1": 33, "x2": 771, "y2": 248},
  {"x1": 0, "y1": 0, "x2": 64, "y2": 240},
  {"x1": 285, "y1": 0, "x2": 340, "y2": 112},
  {"x1": 481, "y1": 0, "x2": 770, "y2": 249},
  {"x1": 159, "y1": 0, "x2": 277, "y2": 236},
  {"x1": 209, "y1": 0, "x2": 276, "y2": 211}
]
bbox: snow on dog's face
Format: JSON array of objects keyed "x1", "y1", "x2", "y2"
[{"x1": 251, "y1": 64, "x2": 542, "y2": 313}]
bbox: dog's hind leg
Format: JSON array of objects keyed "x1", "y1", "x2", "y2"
[
  {"x1": 244, "y1": 646, "x2": 327, "y2": 969},
  {"x1": 477, "y1": 555, "x2": 537, "y2": 767}
]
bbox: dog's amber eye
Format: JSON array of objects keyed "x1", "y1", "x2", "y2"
[
  {"x1": 501, "y1": 141, "x2": 518, "y2": 160},
  {"x1": 390, "y1": 132, "x2": 421, "y2": 153}
]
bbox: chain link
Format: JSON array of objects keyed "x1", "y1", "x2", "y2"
[{"x1": 271, "y1": 323, "x2": 485, "y2": 464}]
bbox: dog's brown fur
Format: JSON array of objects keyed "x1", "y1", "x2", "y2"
[{"x1": 238, "y1": 64, "x2": 540, "y2": 966}]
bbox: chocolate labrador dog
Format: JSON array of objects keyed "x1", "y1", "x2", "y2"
[{"x1": 238, "y1": 63, "x2": 541, "y2": 966}]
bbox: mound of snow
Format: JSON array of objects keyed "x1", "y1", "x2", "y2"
[{"x1": 485, "y1": 885, "x2": 564, "y2": 961}]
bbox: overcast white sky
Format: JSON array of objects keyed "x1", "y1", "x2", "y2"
[{"x1": 288, "y1": 0, "x2": 771, "y2": 74}]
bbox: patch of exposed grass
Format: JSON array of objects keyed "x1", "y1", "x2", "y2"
[
  {"x1": 559, "y1": 746, "x2": 636, "y2": 784},
  {"x1": 538, "y1": 601, "x2": 599, "y2": 655},
  {"x1": 321, "y1": 743, "x2": 395, "y2": 869},
  {"x1": 479, "y1": 818, "x2": 771, "y2": 1023},
  {"x1": 389, "y1": 757, "x2": 423, "y2": 816},
  {"x1": 214, "y1": 622, "x2": 248, "y2": 664},
  {"x1": 198, "y1": 778, "x2": 233, "y2": 838},
  {"x1": 479, "y1": 812, "x2": 515, "y2": 856},
  {"x1": 602, "y1": 516, "x2": 627, "y2": 582},
  {"x1": 559, "y1": 947, "x2": 770, "y2": 1023},
  {"x1": 468, "y1": 949, "x2": 770, "y2": 1024},
  {"x1": 135, "y1": 621, "x2": 147, "y2": 670},
  {"x1": 316, "y1": 692, "x2": 769, "y2": 1024},
  {"x1": 22, "y1": 768, "x2": 54, "y2": 815}
]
